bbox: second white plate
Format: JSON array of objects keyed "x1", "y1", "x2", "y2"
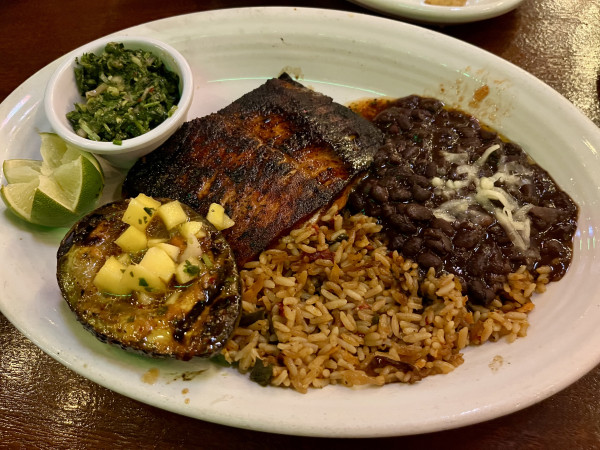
[{"x1": 346, "y1": 0, "x2": 525, "y2": 24}]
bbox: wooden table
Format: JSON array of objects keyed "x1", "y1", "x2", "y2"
[{"x1": 1, "y1": 0, "x2": 599, "y2": 447}]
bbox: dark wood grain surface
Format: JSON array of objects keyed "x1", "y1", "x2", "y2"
[{"x1": 2, "y1": 0, "x2": 600, "y2": 448}]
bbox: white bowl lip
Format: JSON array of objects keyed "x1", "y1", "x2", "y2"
[{"x1": 44, "y1": 35, "x2": 193, "y2": 155}]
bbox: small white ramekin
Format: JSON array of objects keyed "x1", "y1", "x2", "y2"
[{"x1": 44, "y1": 35, "x2": 193, "y2": 168}]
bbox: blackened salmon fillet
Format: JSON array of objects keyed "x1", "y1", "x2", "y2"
[{"x1": 122, "y1": 74, "x2": 383, "y2": 266}]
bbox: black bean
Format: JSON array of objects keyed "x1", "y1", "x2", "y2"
[
  {"x1": 389, "y1": 187, "x2": 412, "y2": 202},
  {"x1": 424, "y1": 162, "x2": 437, "y2": 178},
  {"x1": 411, "y1": 109, "x2": 432, "y2": 121},
  {"x1": 381, "y1": 203, "x2": 396, "y2": 217},
  {"x1": 348, "y1": 192, "x2": 365, "y2": 212},
  {"x1": 410, "y1": 174, "x2": 430, "y2": 188},
  {"x1": 402, "y1": 236, "x2": 423, "y2": 257},
  {"x1": 423, "y1": 227, "x2": 445, "y2": 240},
  {"x1": 420, "y1": 98, "x2": 444, "y2": 113},
  {"x1": 380, "y1": 175, "x2": 397, "y2": 188},
  {"x1": 366, "y1": 204, "x2": 381, "y2": 217},
  {"x1": 487, "y1": 246, "x2": 511, "y2": 274},
  {"x1": 458, "y1": 126, "x2": 477, "y2": 138},
  {"x1": 550, "y1": 221, "x2": 577, "y2": 241},
  {"x1": 399, "y1": 96, "x2": 419, "y2": 108},
  {"x1": 373, "y1": 150, "x2": 390, "y2": 166},
  {"x1": 417, "y1": 251, "x2": 442, "y2": 270},
  {"x1": 460, "y1": 137, "x2": 483, "y2": 149},
  {"x1": 467, "y1": 250, "x2": 488, "y2": 277},
  {"x1": 389, "y1": 234, "x2": 406, "y2": 250},
  {"x1": 540, "y1": 239, "x2": 569, "y2": 259},
  {"x1": 468, "y1": 209, "x2": 494, "y2": 228},
  {"x1": 504, "y1": 142, "x2": 523, "y2": 156},
  {"x1": 360, "y1": 178, "x2": 375, "y2": 194},
  {"x1": 388, "y1": 164, "x2": 412, "y2": 179},
  {"x1": 370, "y1": 185, "x2": 389, "y2": 203},
  {"x1": 436, "y1": 128, "x2": 458, "y2": 146},
  {"x1": 446, "y1": 109, "x2": 466, "y2": 122},
  {"x1": 397, "y1": 116, "x2": 412, "y2": 131},
  {"x1": 479, "y1": 128, "x2": 497, "y2": 140},
  {"x1": 552, "y1": 191, "x2": 578, "y2": 214},
  {"x1": 388, "y1": 214, "x2": 418, "y2": 234},
  {"x1": 519, "y1": 183, "x2": 536, "y2": 201},
  {"x1": 413, "y1": 158, "x2": 431, "y2": 176},
  {"x1": 402, "y1": 146, "x2": 419, "y2": 159},
  {"x1": 423, "y1": 228, "x2": 453, "y2": 255},
  {"x1": 388, "y1": 152, "x2": 403, "y2": 165},
  {"x1": 504, "y1": 154, "x2": 522, "y2": 163},
  {"x1": 430, "y1": 218, "x2": 455, "y2": 237},
  {"x1": 505, "y1": 246, "x2": 531, "y2": 266},
  {"x1": 411, "y1": 184, "x2": 431, "y2": 202},
  {"x1": 405, "y1": 203, "x2": 433, "y2": 221},
  {"x1": 529, "y1": 206, "x2": 562, "y2": 230},
  {"x1": 467, "y1": 280, "x2": 495, "y2": 306},
  {"x1": 373, "y1": 107, "x2": 399, "y2": 126}
]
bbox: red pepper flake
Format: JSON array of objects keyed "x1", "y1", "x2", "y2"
[
  {"x1": 276, "y1": 302, "x2": 285, "y2": 316},
  {"x1": 305, "y1": 249, "x2": 335, "y2": 262}
]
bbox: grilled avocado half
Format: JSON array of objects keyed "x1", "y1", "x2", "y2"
[{"x1": 56, "y1": 195, "x2": 241, "y2": 360}]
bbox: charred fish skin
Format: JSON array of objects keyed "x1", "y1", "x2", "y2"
[
  {"x1": 122, "y1": 74, "x2": 384, "y2": 266},
  {"x1": 56, "y1": 199, "x2": 242, "y2": 360}
]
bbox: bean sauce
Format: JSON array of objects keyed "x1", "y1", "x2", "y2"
[{"x1": 349, "y1": 95, "x2": 578, "y2": 305}]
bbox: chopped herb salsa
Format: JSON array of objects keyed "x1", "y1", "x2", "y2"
[{"x1": 66, "y1": 42, "x2": 180, "y2": 144}]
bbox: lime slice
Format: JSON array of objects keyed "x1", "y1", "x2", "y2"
[{"x1": 1, "y1": 132, "x2": 104, "y2": 228}]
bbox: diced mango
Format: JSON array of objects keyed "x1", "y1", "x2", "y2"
[
  {"x1": 94, "y1": 256, "x2": 131, "y2": 295},
  {"x1": 175, "y1": 257, "x2": 202, "y2": 285},
  {"x1": 123, "y1": 264, "x2": 166, "y2": 293},
  {"x1": 151, "y1": 242, "x2": 180, "y2": 261},
  {"x1": 147, "y1": 238, "x2": 168, "y2": 246},
  {"x1": 122, "y1": 195, "x2": 160, "y2": 231},
  {"x1": 206, "y1": 203, "x2": 235, "y2": 231},
  {"x1": 179, "y1": 220, "x2": 206, "y2": 239},
  {"x1": 139, "y1": 246, "x2": 176, "y2": 283},
  {"x1": 136, "y1": 193, "x2": 161, "y2": 210},
  {"x1": 157, "y1": 201, "x2": 188, "y2": 230},
  {"x1": 115, "y1": 226, "x2": 148, "y2": 252}
]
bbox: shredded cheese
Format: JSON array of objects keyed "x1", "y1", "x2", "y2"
[{"x1": 431, "y1": 143, "x2": 533, "y2": 250}]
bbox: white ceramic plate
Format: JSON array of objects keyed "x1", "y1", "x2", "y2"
[
  {"x1": 347, "y1": 0, "x2": 524, "y2": 24},
  {"x1": 1, "y1": 7, "x2": 599, "y2": 438}
]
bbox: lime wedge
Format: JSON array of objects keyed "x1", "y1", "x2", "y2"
[
  {"x1": 0, "y1": 180, "x2": 38, "y2": 222},
  {"x1": 2, "y1": 159, "x2": 42, "y2": 184},
  {"x1": 1, "y1": 132, "x2": 104, "y2": 228}
]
